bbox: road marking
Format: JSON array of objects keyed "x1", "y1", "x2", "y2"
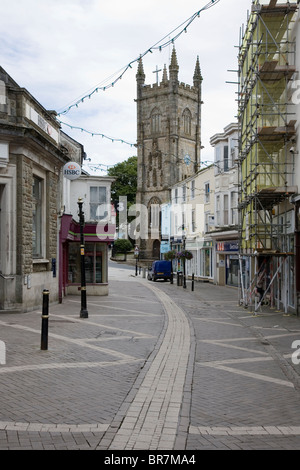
[
  {"x1": 0, "y1": 359, "x2": 143, "y2": 375},
  {"x1": 198, "y1": 362, "x2": 294, "y2": 388},
  {"x1": 0, "y1": 421, "x2": 109, "y2": 433},
  {"x1": 190, "y1": 425, "x2": 300, "y2": 436}
]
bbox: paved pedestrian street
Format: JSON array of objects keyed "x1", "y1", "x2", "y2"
[{"x1": 0, "y1": 262, "x2": 300, "y2": 453}]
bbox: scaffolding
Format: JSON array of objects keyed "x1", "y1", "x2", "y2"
[{"x1": 238, "y1": 0, "x2": 298, "y2": 313}]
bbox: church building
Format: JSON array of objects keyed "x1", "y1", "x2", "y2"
[{"x1": 135, "y1": 47, "x2": 203, "y2": 259}]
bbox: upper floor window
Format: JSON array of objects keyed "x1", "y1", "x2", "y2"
[
  {"x1": 182, "y1": 184, "x2": 187, "y2": 202},
  {"x1": 90, "y1": 186, "x2": 107, "y2": 220},
  {"x1": 183, "y1": 108, "x2": 192, "y2": 135},
  {"x1": 174, "y1": 188, "x2": 178, "y2": 204},
  {"x1": 205, "y1": 182, "x2": 210, "y2": 203},
  {"x1": 215, "y1": 147, "x2": 221, "y2": 174},
  {"x1": 191, "y1": 180, "x2": 195, "y2": 199},
  {"x1": 151, "y1": 108, "x2": 161, "y2": 134},
  {"x1": 224, "y1": 146, "x2": 229, "y2": 172}
]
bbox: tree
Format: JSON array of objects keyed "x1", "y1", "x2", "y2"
[
  {"x1": 108, "y1": 156, "x2": 137, "y2": 237},
  {"x1": 108, "y1": 156, "x2": 137, "y2": 208},
  {"x1": 113, "y1": 238, "x2": 133, "y2": 260}
]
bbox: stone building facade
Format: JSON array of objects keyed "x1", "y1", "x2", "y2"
[
  {"x1": 135, "y1": 47, "x2": 203, "y2": 258},
  {"x1": 0, "y1": 67, "x2": 84, "y2": 312}
]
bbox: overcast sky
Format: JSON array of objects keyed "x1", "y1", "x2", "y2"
[{"x1": 1, "y1": 0, "x2": 252, "y2": 174}]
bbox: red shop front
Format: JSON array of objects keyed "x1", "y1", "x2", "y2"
[{"x1": 59, "y1": 214, "x2": 114, "y2": 301}]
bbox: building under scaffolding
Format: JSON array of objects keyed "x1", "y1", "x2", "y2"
[{"x1": 238, "y1": 0, "x2": 299, "y2": 314}]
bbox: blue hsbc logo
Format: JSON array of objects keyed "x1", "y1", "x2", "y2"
[{"x1": 63, "y1": 162, "x2": 81, "y2": 180}]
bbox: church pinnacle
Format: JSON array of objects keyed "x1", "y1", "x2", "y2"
[
  {"x1": 169, "y1": 46, "x2": 179, "y2": 80},
  {"x1": 193, "y1": 56, "x2": 202, "y2": 87},
  {"x1": 136, "y1": 56, "x2": 145, "y2": 84}
]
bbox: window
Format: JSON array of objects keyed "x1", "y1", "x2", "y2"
[
  {"x1": 224, "y1": 194, "x2": 229, "y2": 225},
  {"x1": 231, "y1": 191, "x2": 237, "y2": 225},
  {"x1": 200, "y1": 246, "x2": 213, "y2": 278},
  {"x1": 182, "y1": 185, "x2": 186, "y2": 202},
  {"x1": 0, "y1": 142, "x2": 8, "y2": 167},
  {"x1": 183, "y1": 109, "x2": 192, "y2": 135},
  {"x1": 192, "y1": 209, "x2": 196, "y2": 232},
  {"x1": 151, "y1": 108, "x2": 161, "y2": 134},
  {"x1": 32, "y1": 176, "x2": 42, "y2": 258},
  {"x1": 215, "y1": 147, "x2": 221, "y2": 174},
  {"x1": 174, "y1": 188, "x2": 178, "y2": 204},
  {"x1": 230, "y1": 137, "x2": 236, "y2": 165},
  {"x1": 224, "y1": 145, "x2": 229, "y2": 172},
  {"x1": 205, "y1": 182, "x2": 210, "y2": 203},
  {"x1": 216, "y1": 195, "x2": 220, "y2": 226},
  {"x1": 90, "y1": 186, "x2": 107, "y2": 220},
  {"x1": 68, "y1": 242, "x2": 106, "y2": 284},
  {"x1": 191, "y1": 180, "x2": 195, "y2": 199},
  {"x1": 205, "y1": 212, "x2": 210, "y2": 233}
]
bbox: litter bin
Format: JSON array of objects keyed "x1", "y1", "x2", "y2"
[{"x1": 177, "y1": 271, "x2": 183, "y2": 286}]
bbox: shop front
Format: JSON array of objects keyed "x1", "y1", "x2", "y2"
[
  {"x1": 59, "y1": 214, "x2": 113, "y2": 300},
  {"x1": 215, "y1": 240, "x2": 239, "y2": 287}
]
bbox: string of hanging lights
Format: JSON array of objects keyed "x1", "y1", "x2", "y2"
[{"x1": 57, "y1": 1, "x2": 220, "y2": 117}]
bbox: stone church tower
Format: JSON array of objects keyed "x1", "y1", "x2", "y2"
[{"x1": 135, "y1": 47, "x2": 203, "y2": 258}]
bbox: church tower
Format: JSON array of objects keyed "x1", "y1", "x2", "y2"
[{"x1": 135, "y1": 47, "x2": 203, "y2": 259}]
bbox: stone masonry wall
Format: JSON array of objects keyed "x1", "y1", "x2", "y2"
[{"x1": 17, "y1": 156, "x2": 33, "y2": 276}]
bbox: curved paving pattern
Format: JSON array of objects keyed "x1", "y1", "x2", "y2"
[
  {"x1": 1, "y1": 264, "x2": 300, "y2": 450},
  {"x1": 0, "y1": 273, "x2": 191, "y2": 450},
  {"x1": 108, "y1": 282, "x2": 191, "y2": 450}
]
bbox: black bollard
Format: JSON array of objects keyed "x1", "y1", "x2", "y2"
[
  {"x1": 192, "y1": 273, "x2": 194, "y2": 292},
  {"x1": 41, "y1": 289, "x2": 49, "y2": 350}
]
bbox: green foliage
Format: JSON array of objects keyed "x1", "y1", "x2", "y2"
[
  {"x1": 108, "y1": 156, "x2": 137, "y2": 207},
  {"x1": 164, "y1": 250, "x2": 177, "y2": 261},
  {"x1": 113, "y1": 238, "x2": 133, "y2": 254}
]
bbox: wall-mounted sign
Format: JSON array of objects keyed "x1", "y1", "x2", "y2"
[
  {"x1": 216, "y1": 241, "x2": 239, "y2": 252},
  {"x1": 63, "y1": 162, "x2": 81, "y2": 180}
]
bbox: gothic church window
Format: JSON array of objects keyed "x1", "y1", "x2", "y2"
[
  {"x1": 151, "y1": 108, "x2": 161, "y2": 134},
  {"x1": 183, "y1": 108, "x2": 192, "y2": 135}
]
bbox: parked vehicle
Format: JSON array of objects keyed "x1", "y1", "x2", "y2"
[{"x1": 147, "y1": 260, "x2": 172, "y2": 282}]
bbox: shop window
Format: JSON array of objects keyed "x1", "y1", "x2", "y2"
[
  {"x1": 200, "y1": 248, "x2": 212, "y2": 278},
  {"x1": 68, "y1": 242, "x2": 106, "y2": 284}
]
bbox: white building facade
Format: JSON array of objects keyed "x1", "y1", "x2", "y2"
[
  {"x1": 210, "y1": 123, "x2": 240, "y2": 287},
  {"x1": 168, "y1": 165, "x2": 215, "y2": 280}
]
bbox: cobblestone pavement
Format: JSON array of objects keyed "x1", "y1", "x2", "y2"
[{"x1": 0, "y1": 262, "x2": 300, "y2": 452}]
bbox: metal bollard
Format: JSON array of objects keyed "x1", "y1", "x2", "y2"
[
  {"x1": 41, "y1": 289, "x2": 49, "y2": 350},
  {"x1": 192, "y1": 273, "x2": 194, "y2": 292}
]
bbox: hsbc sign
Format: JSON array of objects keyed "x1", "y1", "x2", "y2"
[{"x1": 63, "y1": 162, "x2": 81, "y2": 180}]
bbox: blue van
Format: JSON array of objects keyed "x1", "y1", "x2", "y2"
[{"x1": 147, "y1": 260, "x2": 172, "y2": 282}]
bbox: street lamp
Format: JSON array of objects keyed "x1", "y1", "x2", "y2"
[
  {"x1": 78, "y1": 197, "x2": 88, "y2": 318},
  {"x1": 182, "y1": 233, "x2": 186, "y2": 289}
]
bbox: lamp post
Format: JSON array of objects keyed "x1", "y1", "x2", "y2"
[
  {"x1": 183, "y1": 234, "x2": 187, "y2": 289},
  {"x1": 78, "y1": 198, "x2": 88, "y2": 318}
]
